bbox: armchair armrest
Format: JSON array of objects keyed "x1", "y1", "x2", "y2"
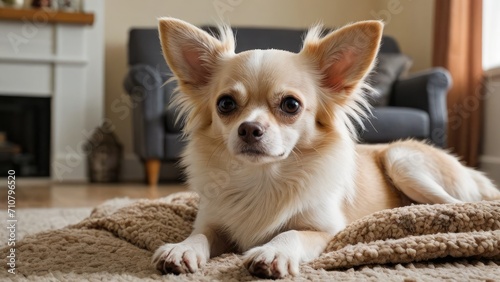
[
  {"x1": 123, "y1": 64, "x2": 167, "y2": 159},
  {"x1": 392, "y1": 67, "x2": 452, "y2": 148}
]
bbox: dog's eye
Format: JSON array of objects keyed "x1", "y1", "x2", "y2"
[
  {"x1": 280, "y1": 97, "x2": 301, "y2": 114},
  {"x1": 217, "y1": 96, "x2": 237, "y2": 114}
]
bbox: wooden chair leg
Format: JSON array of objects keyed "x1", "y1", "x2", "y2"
[{"x1": 145, "y1": 159, "x2": 161, "y2": 186}]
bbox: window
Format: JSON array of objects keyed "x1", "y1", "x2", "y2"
[{"x1": 483, "y1": 0, "x2": 500, "y2": 71}]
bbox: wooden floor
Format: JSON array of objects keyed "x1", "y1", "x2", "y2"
[{"x1": 1, "y1": 181, "x2": 188, "y2": 209}]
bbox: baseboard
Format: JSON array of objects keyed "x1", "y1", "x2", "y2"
[
  {"x1": 51, "y1": 155, "x2": 87, "y2": 182},
  {"x1": 479, "y1": 155, "x2": 500, "y2": 186},
  {"x1": 16, "y1": 177, "x2": 52, "y2": 186},
  {"x1": 50, "y1": 154, "x2": 183, "y2": 183}
]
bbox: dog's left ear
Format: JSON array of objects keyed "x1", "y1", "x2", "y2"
[{"x1": 301, "y1": 21, "x2": 383, "y2": 93}]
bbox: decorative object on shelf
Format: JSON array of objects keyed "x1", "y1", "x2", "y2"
[
  {"x1": 56, "y1": 0, "x2": 80, "y2": 11},
  {"x1": 31, "y1": 0, "x2": 50, "y2": 8},
  {"x1": 84, "y1": 122, "x2": 123, "y2": 183},
  {"x1": 1, "y1": 0, "x2": 24, "y2": 8}
]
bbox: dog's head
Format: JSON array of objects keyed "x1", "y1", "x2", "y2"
[{"x1": 158, "y1": 18, "x2": 382, "y2": 165}]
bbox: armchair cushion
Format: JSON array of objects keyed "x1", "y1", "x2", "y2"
[
  {"x1": 360, "y1": 107, "x2": 430, "y2": 143},
  {"x1": 368, "y1": 54, "x2": 413, "y2": 107}
]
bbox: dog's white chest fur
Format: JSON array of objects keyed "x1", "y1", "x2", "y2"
[{"x1": 185, "y1": 138, "x2": 356, "y2": 251}]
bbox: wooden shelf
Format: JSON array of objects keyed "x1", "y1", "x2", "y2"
[
  {"x1": 0, "y1": 54, "x2": 88, "y2": 65},
  {"x1": 0, "y1": 7, "x2": 94, "y2": 25}
]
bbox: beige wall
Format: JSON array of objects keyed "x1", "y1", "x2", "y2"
[
  {"x1": 104, "y1": 0, "x2": 435, "y2": 162},
  {"x1": 374, "y1": 0, "x2": 435, "y2": 72}
]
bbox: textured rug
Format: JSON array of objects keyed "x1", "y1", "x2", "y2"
[
  {"x1": 0, "y1": 207, "x2": 92, "y2": 242},
  {"x1": 1, "y1": 192, "x2": 500, "y2": 281}
]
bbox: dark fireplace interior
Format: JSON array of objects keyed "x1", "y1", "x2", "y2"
[{"x1": 0, "y1": 96, "x2": 51, "y2": 177}]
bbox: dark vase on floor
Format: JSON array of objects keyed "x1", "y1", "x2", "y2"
[{"x1": 84, "y1": 124, "x2": 123, "y2": 183}]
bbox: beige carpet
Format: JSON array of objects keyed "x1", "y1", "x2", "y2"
[{"x1": 1, "y1": 192, "x2": 500, "y2": 281}]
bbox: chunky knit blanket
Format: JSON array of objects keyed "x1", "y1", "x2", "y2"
[{"x1": 1, "y1": 192, "x2": 500, "y2": 281}]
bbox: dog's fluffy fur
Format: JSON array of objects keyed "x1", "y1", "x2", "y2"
[{"x1": 152, "y1": 18, "x2": 500, "y2": 279}]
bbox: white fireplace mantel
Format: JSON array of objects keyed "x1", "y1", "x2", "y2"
[{"x1": 0, "y1": 0, "x2": 104, "y2": 182}]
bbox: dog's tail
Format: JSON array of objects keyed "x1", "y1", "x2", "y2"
[{"x1": 469, "y1": 168, "x2": 500, "y2": 201}]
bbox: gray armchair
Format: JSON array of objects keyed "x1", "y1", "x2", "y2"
[
  {"x1": 124, "y1": 27, "x2": 451, "y2": 185},
  {"x1": 360, "y1": 67, "x2": 451, "y2": 147}
]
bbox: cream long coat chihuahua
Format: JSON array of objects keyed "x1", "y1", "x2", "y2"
[{"x1": 152, "y1": 18, "x2": 500, "y2": 279}]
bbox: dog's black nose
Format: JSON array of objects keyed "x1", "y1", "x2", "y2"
[{"x1": 238, "y1": 122, "x2": 265, "y2": 144}]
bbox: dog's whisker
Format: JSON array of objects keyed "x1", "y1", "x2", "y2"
[
  {"x1": 290, "y1": 148, "x2": 302, "y2": 166},
  {"x1": 311, "y1": 146, "x2": 321, "y2": 156}
]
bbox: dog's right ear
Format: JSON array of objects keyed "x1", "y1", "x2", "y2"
[{"x1": 158, "y1": 18, "x2": 234, "y2": 89}]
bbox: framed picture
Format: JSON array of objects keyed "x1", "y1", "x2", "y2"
[{"x1": 55, "y1": 0, "x2": 80, "y2": 11}]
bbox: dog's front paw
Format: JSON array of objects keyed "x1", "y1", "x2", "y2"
[
  {"x1": 243, "y1": 246, "x2": 300, "y2": 279},
  {"x1": 152, "y1": 243, "x2": 207, "y2": 274}
]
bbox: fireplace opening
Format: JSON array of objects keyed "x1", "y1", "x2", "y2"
[{"x1": 0, "y1": 96, "x2": 51, "y2": 177}]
